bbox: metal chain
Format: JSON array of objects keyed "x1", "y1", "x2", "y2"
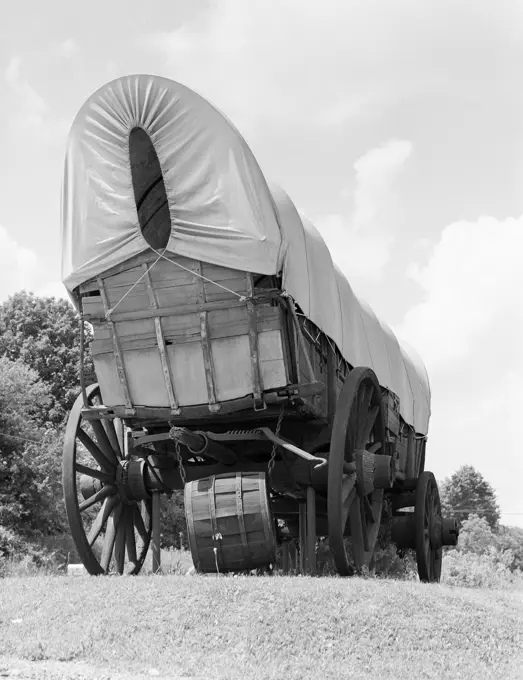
[
  {"x1": 268, "y1": 405, "x2": 285, "y2": 477},
  {"x1": 174, "y1": 439, "x2": 187, "y2": 486}
]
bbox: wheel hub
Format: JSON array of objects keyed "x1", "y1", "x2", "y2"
[
  {"x1": 115, "y1": 459, "x2": 150, "y2": 502},
  {"x1": 79, "y1": 475, "x2": 103, "y2": 501}
]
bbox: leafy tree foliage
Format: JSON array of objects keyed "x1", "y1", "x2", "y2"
[
  {"x1": 496, "y1": 524, "x2": 523, "y2": 572},
  {"x1": 160, "y1": 493, "x2": 188, "y2": 549},
  {"x1": 456, "y1": 514, "x2": 497, "y2": 555},
  {"x1": 0, "y1": 358, "x2": 64, "y2": 538},
  {"x1": 440, "y1": 464, "x2": 500, "y2": 528},
  {"x1": 0, "y1": 292, "x2": 94, "y2": 425},
  {"x1": 455, "y1": 514, "x2": 520, "y2": 572}
]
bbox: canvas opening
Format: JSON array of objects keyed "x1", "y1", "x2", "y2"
[{"x1": 129, "y1": 127, "x2": 171, "y2": 250}]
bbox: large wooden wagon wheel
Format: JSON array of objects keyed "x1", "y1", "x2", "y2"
[
  {"x1": 328, "y1": 367, "x2": 387, "y2": 575},
  {"x1": 63, "y1": 384, "x2": 152, "y2": 575},
  {"x1": 415, "y1": 471, "x2": 443, "y2": 583}
]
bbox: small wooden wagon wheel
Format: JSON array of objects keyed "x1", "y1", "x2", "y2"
[
  {"x1": 62, "y1": 384, "x2": 152, "y2": 575},
  {"x1": 328, "y1": 367, "x2": 387, "y2": 575},
  {"x1": 415, "y1": 471, "x2": 442, "y2": 583}
]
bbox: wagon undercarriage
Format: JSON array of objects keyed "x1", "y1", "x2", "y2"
[{"x1": 63, "y1": 370, "x2": 458, "y2": 583}]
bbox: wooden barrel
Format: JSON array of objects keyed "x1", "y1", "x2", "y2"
[{"x1": 184, "y1": 471, "x2": 276, "y2": 573}]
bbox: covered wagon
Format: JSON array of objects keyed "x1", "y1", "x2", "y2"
[{"x1": 61, "y1": 74, "x2": 458, "y2": 581}]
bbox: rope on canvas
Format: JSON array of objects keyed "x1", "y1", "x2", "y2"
[
  {"x1": 147, "y1": 246, "x2": 248, "y2": 302},
  {"x1": 104, "y1": 251, "x2": 164, "y2": 319},
  {"x1": 104, "y1": 247, "x2": 252, "y2": 320}
]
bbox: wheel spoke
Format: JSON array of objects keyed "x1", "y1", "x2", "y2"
[
  {"x1": 102, "y1": 418, "x2": 123, "y2": 460},
  {"x1": 114, "y1": 511, "x2": 127, "y2": 574},
  {"x1": 133, "y1": 503, "x2": 148, "y2": 542},
  {"x1": 126, "y1": 510, "x2": 138, "y2": 569},
  {"x1": 361, "y1": 405, "x2": 379, "y2": 445},
  {"x1": 357, "y1": 385, "x2": 373, "y2": 444},
  {"x1": 90, "y1": 420, "x2": 119, "y2": 467},
  {"x1": 77, "y1": 429, "x2": 115, "y2": 473},
  {"x1": 78, "y1": 484, "x2": 116, "y2": 512},
  {"x1": 87, "y1": 495, "x2": 119, "y2": 546},
  {"x1": 349, "y1": 498, "x2": 365, "y2": 568},
  {"x1": 75, "y1": 463, "x2": 114, "y2": 484},
  {"x1": 363, "y1": 495, "x2": 376, "y2": 524},
  {"x1": 341, "y1": 474, "x2": 357, "y2": 529},
  {"x1": 360, "y1": 497, "x2": 370, "y2": 552},
  {"x1": 100, "y1": 504, "x2": 123, "y2": 572}
]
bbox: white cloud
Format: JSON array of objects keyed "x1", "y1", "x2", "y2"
[
  {"x1": 5, "y1": 56, "x2": 69, "y2": 140},
  {"x1": 0, "y1": 227, "x2": 68, "y2": 303},
  {"x1": 53, "y1": 38, "x2": 79, "y2": 59},
  {"x1": 0, "y1": 225, "x2": 38, "y2": 301},
  {"x1": 395, "y1": 217, "x2": 523, "y2": 526},
  {"x1": 145, "y1": 0, "x2": 520, "y2": 137},
  {"x1": 315, "y1": 139, "x2": 413, "y2": 286},
  {"x1": 5, "y1": 57, "x2": 48, "y2": 133}
]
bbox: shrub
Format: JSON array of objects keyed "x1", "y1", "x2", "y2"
[{"x1": 441, "y1": 548, "x2": 522, "y2": 589}]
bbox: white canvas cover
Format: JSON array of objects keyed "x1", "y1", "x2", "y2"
[{"x1": 61, "y1": 74, "x2": 430, "y2": 434}]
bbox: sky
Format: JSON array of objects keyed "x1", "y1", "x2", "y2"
[{"x1": 1, "y1": 0, "x2": 522, "y2": 527}]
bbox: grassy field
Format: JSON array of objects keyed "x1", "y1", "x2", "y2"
[{"x1": 1, "y1": 573, "x2": 522, "y2": 680}]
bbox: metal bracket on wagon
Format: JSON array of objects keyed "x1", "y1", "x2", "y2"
[
  {"x1": 80, "y1": 405, "x2": 116, "y2": 421},
  {"x1": 257, "y1": 428, "x2": 328, "y2": 469},
  {"x1": 265, "y1": 380, "x2": 325, "y2": 403}
]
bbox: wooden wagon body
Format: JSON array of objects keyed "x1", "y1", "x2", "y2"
[{"x1": 60, "y1": 75, "x2": 458, "y2": 581}]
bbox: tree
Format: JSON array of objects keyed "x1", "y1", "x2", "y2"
[
  {"x1": 440, "y1": 465, "x2": 500, "y2": 529},
  {"x1": 496, "y1": 525, "x2": 523, "y2": 572},
  {"x1": 0, "y1": 357, "x2": 63, "y2": 537},
  {"x1": 456, "y1": 514, "x2": 496, "y2": 555},
  {"x1": 0, "y1": 292, "x2": 94, "y2": 425}
]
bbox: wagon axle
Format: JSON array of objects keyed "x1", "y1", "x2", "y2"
[{"x1": 391, "y1": 513, "x2": 459, "y2": 551}]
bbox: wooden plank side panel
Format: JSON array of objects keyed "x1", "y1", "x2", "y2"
[
  {"x1": 258, "y1": 329, "x2": 287, "y2": 390},
  {"x1": 83, "y1": 253, "x2": 292, "y2": 411},
  {"x1": 211, "y1": 335, "x2": 252, "y2": 402},
  {"x1": 166, "y1": 342, "x2": 209, "y2": 406}
]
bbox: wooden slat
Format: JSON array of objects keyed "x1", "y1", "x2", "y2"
[
  {"x1": 80, "y1": 250, "x2": 195, "y2": 288},
  {"x1": 246, "y1": 273, "x2": 264, "y2": 407},
  {"x1": 235, "y1": 472, "x2": 249, "y2": 562},
  {"x1": 192, "y1": 260, "x2": 220, "y2": 413},
  {"x1": 97, "y1": 277, "x2": 134, "y2": 414},
  {"x1": 89, "y1": 304, "x2": 281, "y2": 354},
  {"x1": 208, "y1": 477, "x2": 222, "y2": 571},
  {"x1": 199, "y1": 311, "x2": 219, "y2": 412},
  {"x1": 142, "y1": 263, "x2": 180, "y2": 416},
  {"x1": 83, "y1": 296, "x2": 251, "y2": 323}
]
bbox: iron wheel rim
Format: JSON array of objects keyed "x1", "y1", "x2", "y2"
[
  {"x1": 327, "y1": 367, "x2": 386, "y2": 576},
  {"x1": 62, "y1": 384, "x2": 152, "y2": 575}
]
